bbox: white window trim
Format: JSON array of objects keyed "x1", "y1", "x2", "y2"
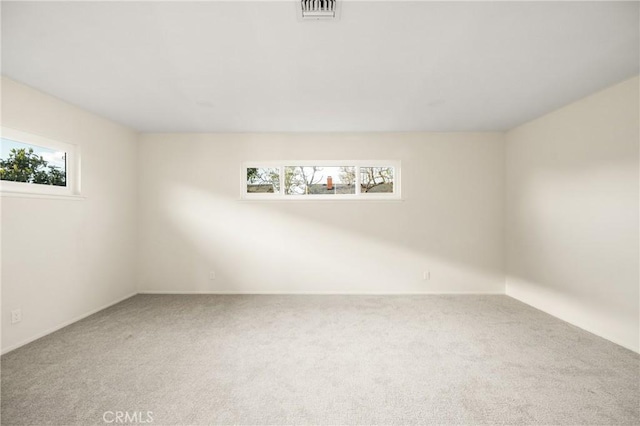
[
  {"x1": 0, "y1": 127, "x2": 81, "y2": 197},
  {"x1": 241, "y1": 160, "x2": 402, "y2": 201}
]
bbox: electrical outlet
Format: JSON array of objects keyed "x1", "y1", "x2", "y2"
[
  {"x1": 423, "y1": 271, "x2": 430, "y2": 281},
  {"x1": 11, "y1": 309, "x2": 22, "y2": 324},
  {"x1": 209, "y1": 271, "x2": 216, "y2": 280}
]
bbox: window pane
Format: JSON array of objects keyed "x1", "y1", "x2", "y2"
[
  {"x1": 360, "y1": 167, "x2": 394, "y2": 193},
  {"x1": 246, "y1": 167, "x2": 280, "y2": 193},
  {"x1": 0, "y1": 138, "x2": 67, "y2": 187},
  {"x1": 284, "y1": 166, "x2": 356, "y2": 195}
]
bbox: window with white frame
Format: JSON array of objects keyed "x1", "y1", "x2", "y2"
[
  {"x1": 242, "y1": 161, "x2": 401, "y2": 199},
  {"x1": 0, "y1": 127, "x2": 80, "y2": 196}
]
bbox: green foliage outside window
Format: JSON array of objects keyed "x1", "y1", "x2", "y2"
[{"x1": 0, "y1": 147, "x2": 66, "y2": 186}]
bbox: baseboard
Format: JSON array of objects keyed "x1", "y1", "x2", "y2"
[
  {"x1": 505, "y1": 288, "x2": 639, "y2": 354},
  {"x1": 1, "y1": 292, "x2": 137, "y2": 355},
  {"x1": 1, "y1": 290, "x2": 505, "y2": 354},
  {"x1": 138, "y1": 290, "x2": 505, "y2": 295}
]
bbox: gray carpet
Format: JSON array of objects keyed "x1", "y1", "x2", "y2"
[{"x1": 1, "y1": 295, "x2": 638, "y2": 425}]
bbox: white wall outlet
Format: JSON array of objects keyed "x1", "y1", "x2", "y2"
[
  {"x1": 11, "y1": 309, "x2": 22, "y2": 324},
  {"x1": 209, "y1": 271, "x2": 216, "y2": 280},
  {"x1": 423, "y1": 271, "x2": 430, "y2": 281}
]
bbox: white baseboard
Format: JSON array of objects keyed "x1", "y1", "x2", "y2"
[
  {"x1": 138, "y1": 290, "x2": 505, "y2": 295},
  {"x1": 6, "y1": 288, "x2": 634, "y2": 355},
  {"x1": 1, "y1": 292, "x2": 137, "y2": 355},
  {"x1": 1, "y1": 290, "x2": 504, "y2": 355},
  {"x1": 506, "y1": 285, "x2": 639, "y2": 354}
]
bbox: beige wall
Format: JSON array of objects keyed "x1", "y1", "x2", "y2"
[
  {"x1": 3, "y1": 73, "x2": 637, "y2": 353},
  {"x1": 505, "y1": 76, "x2": 640, "y2": 352},
  {"x1": 1, "y1": 77, "x2": 139, "y2": 353},
  {"x1": 138, "y1": 132, "x2": 505, "y2": 294}
]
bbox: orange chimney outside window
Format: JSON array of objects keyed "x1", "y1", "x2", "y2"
[{"x1": 327, "y1": 176, "x2": 333, "y2": 190}]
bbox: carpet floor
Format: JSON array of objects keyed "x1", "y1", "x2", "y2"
[{"x1": 1, "y1": 295, "x2": 638, "y2": 425}]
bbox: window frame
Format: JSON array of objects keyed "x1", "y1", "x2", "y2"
[
  {"x1": 241, "y1": 160, "x2": 402, "y2": 201},
  {"x1": 0, "y1": 127, "x2": 81, "y2": 197}
]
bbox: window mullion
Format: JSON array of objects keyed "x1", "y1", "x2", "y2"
[
  {"x1": 279, "y1": 166, "x2": 285, "y2": 195},
  {"x1": 355, "y1": 165, "x2": 361, "y2": 196}
]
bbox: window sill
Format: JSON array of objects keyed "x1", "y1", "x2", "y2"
[
  {"x1": 239, "y1": 197, "x2": 405, "y2": 202},
  {"x1": 0, "y1": 191, "x2": 86, "y2": 201}
]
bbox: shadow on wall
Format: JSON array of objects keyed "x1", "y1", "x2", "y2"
[{"x1": 138, "y1": 182, "x2": 504, "y2": 293}]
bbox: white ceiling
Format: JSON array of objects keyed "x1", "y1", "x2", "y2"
[{"x1": 2, "y1": 1, "x2": 638, "y2": 132}]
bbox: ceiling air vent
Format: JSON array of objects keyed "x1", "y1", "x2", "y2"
[{"x1": 299, "y1": 0, "x2": 338, "y2": 20}]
